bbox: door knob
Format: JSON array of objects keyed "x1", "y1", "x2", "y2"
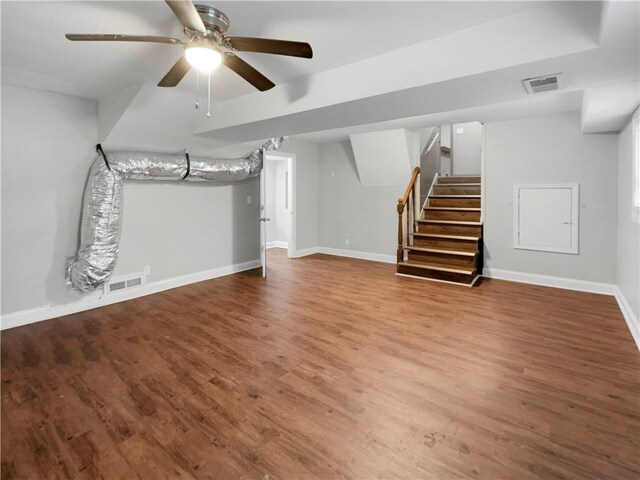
[{"x1": 259, "y1": 217, "x2": 271, "y2": 222}]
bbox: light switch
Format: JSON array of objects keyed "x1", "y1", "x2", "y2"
[
  {"x1": 456, "y1": 127, "x2": 464, "y2": 135},
  {"x1": 247, "y1": 195, "x2": 252, "y2": 204}
]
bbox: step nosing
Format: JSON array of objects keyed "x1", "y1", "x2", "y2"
[
  {"x1": 411, "y1": 233, "x2": 480, "y2": 240},
  {"x1": 405, "y1": 246, "x2": 476, "y2": 256},
  {"x1": 424, "y1": 207, "x2": 481, "y2": 211},
  {"x1": 398, "y1": 262, "x2": 475, "y2": 275},
  {"x1": 418, "y1": 220, "x2": 482, "y2": 225},
  {"x1": 435, "y1": 183, "x2": 481, "y2": 186},
  {"x1": 429, "y1": 195, "x2": 481, "y2": 198}
]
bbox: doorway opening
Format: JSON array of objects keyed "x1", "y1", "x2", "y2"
[{"x1": 261, "y1": 152, "x2": 296, "y2": 275}]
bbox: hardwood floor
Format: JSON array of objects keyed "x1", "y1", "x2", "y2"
[{"x1": 2, "y1": 249, "x2": 639, "y2": 479}]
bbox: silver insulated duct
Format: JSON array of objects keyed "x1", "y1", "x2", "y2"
[{"x1": 66, "y1": 137, "x2": 283, "y2": 293}]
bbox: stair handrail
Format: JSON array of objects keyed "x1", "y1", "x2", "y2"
[
  {"x1": 397, "y1": 167, "x2": 421, "y2": 263},
  {"x1": 424, "y1": 172, "x2": 439, "y2": 211}
]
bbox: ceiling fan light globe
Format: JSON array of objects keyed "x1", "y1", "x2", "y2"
[{"x1": 184, "y1": 46, "x2": 222, "y2": 73}]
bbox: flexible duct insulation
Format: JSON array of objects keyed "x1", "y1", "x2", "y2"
[{"x1": 67, "y1": 137, "x2": 283, "y2": 293}]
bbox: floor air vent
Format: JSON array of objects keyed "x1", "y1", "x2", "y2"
[
  {"x1": 522, "y1": 73, "x2": 563, "y2": 94},
  {"x1": 104, "y1": 273, "x2": 145, "y2": 294}
]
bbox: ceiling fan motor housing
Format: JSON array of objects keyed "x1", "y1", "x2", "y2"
[{"x1": 195, "y1": 5, "x2": 230, "y2": 34}]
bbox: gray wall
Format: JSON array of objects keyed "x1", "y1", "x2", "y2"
[
  {"x1": 452, "y1": 121, "x2": 483, "y2": 175},
  {"x1": 318, "y1": 141, "x2": 403, "y2": 256},
  {"x1": 1, "y1": 84, "x2": 259, "y2": 316},
  {"x1": 484, "y1": 112, "x2": 618, "y2": 283},
  {"x1": 279, "y1": 138, "x2": 320, "y2": 252},
  {"x1": 616, "y1": 120, "x2": 639, "y2": 324},
  {"x1": 420, "y1": 129, "x2": 440, "y2": 193}
]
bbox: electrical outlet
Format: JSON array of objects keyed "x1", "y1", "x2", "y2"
[
  {"x1": 247, "y1": 195, "x2": 252, "y2": 204},
  {"x1": 344, "y1": 238, "x2": 350, "y2": 246},
  {"x1": 143, "y1": 266, "x2": 151, "y2": 276}
]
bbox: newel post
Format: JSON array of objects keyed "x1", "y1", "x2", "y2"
[{"x1": 397, "y1": 200, "x2": 404, "y2": 263}]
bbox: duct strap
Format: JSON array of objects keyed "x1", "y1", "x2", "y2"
[
  {"x1": 96, "y1": 144, "x2": 110, "y2": 171},
  {"x1": 182, "y1": 152, "x2": 191, "y2": 180}
]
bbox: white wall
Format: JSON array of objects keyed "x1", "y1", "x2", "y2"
[
  {"x1": 349, "y1": 129, "x2": 414, "y2": 186},
  {"x1": 1, "y1": 84, "x2": 259, "y2": 318},
  {"x1": 265, "y1": 159, "x2": 289, "y2": 246},
  {"x1": 440, "y1": 125, "x2": 452, "y2": 148},
  {"x1": 265, "y1": 161, "x2": 277, "y2": 243},
  {"x1": 279, "y1": 138, "x2": 320, "y2": 252},
  {"x1": 275, "y1": 161, "x2": 290, "y2": 244},
  {"x1": 452, "y1": 121, "x2": 483, "y2": 175},
  {"x1": 616, "y1": 120, "x2": 639, "y2": 333},
  {"x1": 484, "y1": 112, "x2": 618, "y2": 283},
  {"x1": 319, "y1": 141, "x2": 403, "y2": 257}
]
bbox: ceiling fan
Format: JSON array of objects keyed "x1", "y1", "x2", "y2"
[{"x1": 65, "y1": 0, "x2": 313, "y2": 91}]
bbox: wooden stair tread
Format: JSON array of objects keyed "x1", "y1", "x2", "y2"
[
  {"x1": 405, "y1": 246, "x2": 477, "y2": 256},
  {"x1": 399, "y1": 173, "x2": 482, "y2": 285},
  {"x1": 398, "y1": 261, "x2": 476, "y2": 275},
  {"x1": 424, "y1": 207, "x2": 481, "y2": 211},
  {"x1": 434, "y1": 183, "x2": 481, "y2": 187},
  {"x1": 411, "y1": 233, "x2": 480, "y2": 241},
  {"x1": 430, "y1": 194, "x2": 481, "y2": 198},
  {"x1": 438, "y1": 176, "x2": 480, "y2": 179},
  {"x1": 418, "y1": 219, "x2": 482, "y2": 225}
]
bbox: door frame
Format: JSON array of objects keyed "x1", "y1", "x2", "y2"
[{"x1": 263, "y1": 151, "x2": 297, "y2": 259}]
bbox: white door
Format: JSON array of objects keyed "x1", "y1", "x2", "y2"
[{"x1": 259, "y1": 168, "x2": 270, "y2": 277}]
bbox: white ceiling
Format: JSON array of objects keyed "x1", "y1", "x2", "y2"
[
  {"x1": 1, "y1": 1, "x2": 638, "y2": 154},
  {"x1": 1, "y1": 1, "x2": 535, "y2": 100},
  {"x1": 192, "y1": 0, "x2": 638, "y2": 145}
]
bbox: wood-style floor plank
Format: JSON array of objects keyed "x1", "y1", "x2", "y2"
[{"x1": 2, "y1": 249, "x2": 639, "y2": 479}]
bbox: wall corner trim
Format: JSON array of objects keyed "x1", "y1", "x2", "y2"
[
  {"x1": 267, "y1": 241, "x2": 288, "y2": 250},
  {"x1": 293, "y1": 247, "x2": 320, "y2": 258},
  {"x1": 0, "y1": 259, "x2": 261, "y2": 331},
  {"x1": 614, "y1": 287, "x2": 640, "y2": 350}
]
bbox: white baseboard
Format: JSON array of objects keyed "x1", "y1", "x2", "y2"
[
  {"x1": 292, "y1": 246, "x2": 396, "y2": 264},
  {"x1": 317, "y1": 247, "x2": 396, "y2": 264},
  {"x1": 292, "y1": 246, "x2": 319, "y2": 258},
  {"x1": 614, "y1": 287, "x2": 640, "y2": 350},
  {"x1": 482, "y1": 268, "x2": 616, "y2": 295},
  {"x1": 267, "y1": 241, "x2": 288, "y2": 249},
  {"x1": 0, "y1": 259, "x2": 261, "y2": 331}
]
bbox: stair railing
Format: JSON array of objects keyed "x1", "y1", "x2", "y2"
[
  {"x1": 424, "y1": 172, "x2": 439, "y2": 211},
  {"x1": 397, "y1": 167, "x2": 421, "y2": 263}
]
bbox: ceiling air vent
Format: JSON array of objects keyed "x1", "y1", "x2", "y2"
[{"x1": 522, "y1": 73, "x2": 564, "y2": 94}]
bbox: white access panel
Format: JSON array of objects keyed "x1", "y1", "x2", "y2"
[{"x1": 514, "y1": 184, "x2": 579, "y2": 254}]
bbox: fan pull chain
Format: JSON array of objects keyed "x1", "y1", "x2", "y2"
[
  {"x1": 206, "y1": 71, "x2": 212, "y2": 118},
  {"x1": 195, "y1": 72, "x2": 200, "y2": 109}
]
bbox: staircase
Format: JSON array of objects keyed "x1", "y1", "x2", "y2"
[{"x1": 396, "y1": 171, "x2": 482, "y2": 286}]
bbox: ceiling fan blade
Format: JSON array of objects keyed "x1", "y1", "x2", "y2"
[
  {"x1": 65, "y1": 34, "x2": 183, "y2": 44},
  {"x1": 223, "y1": 54, "x2": 275, "y2": 92},
  {"x1": 226, "y1": 37, "x2": 313, "y2": 59},
  {"x1": 158, "y1": 56, "x2": 191, "y2": 87},
  {"x1": 165, "y1": 0, "x2": 206, "y2": 34}
]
